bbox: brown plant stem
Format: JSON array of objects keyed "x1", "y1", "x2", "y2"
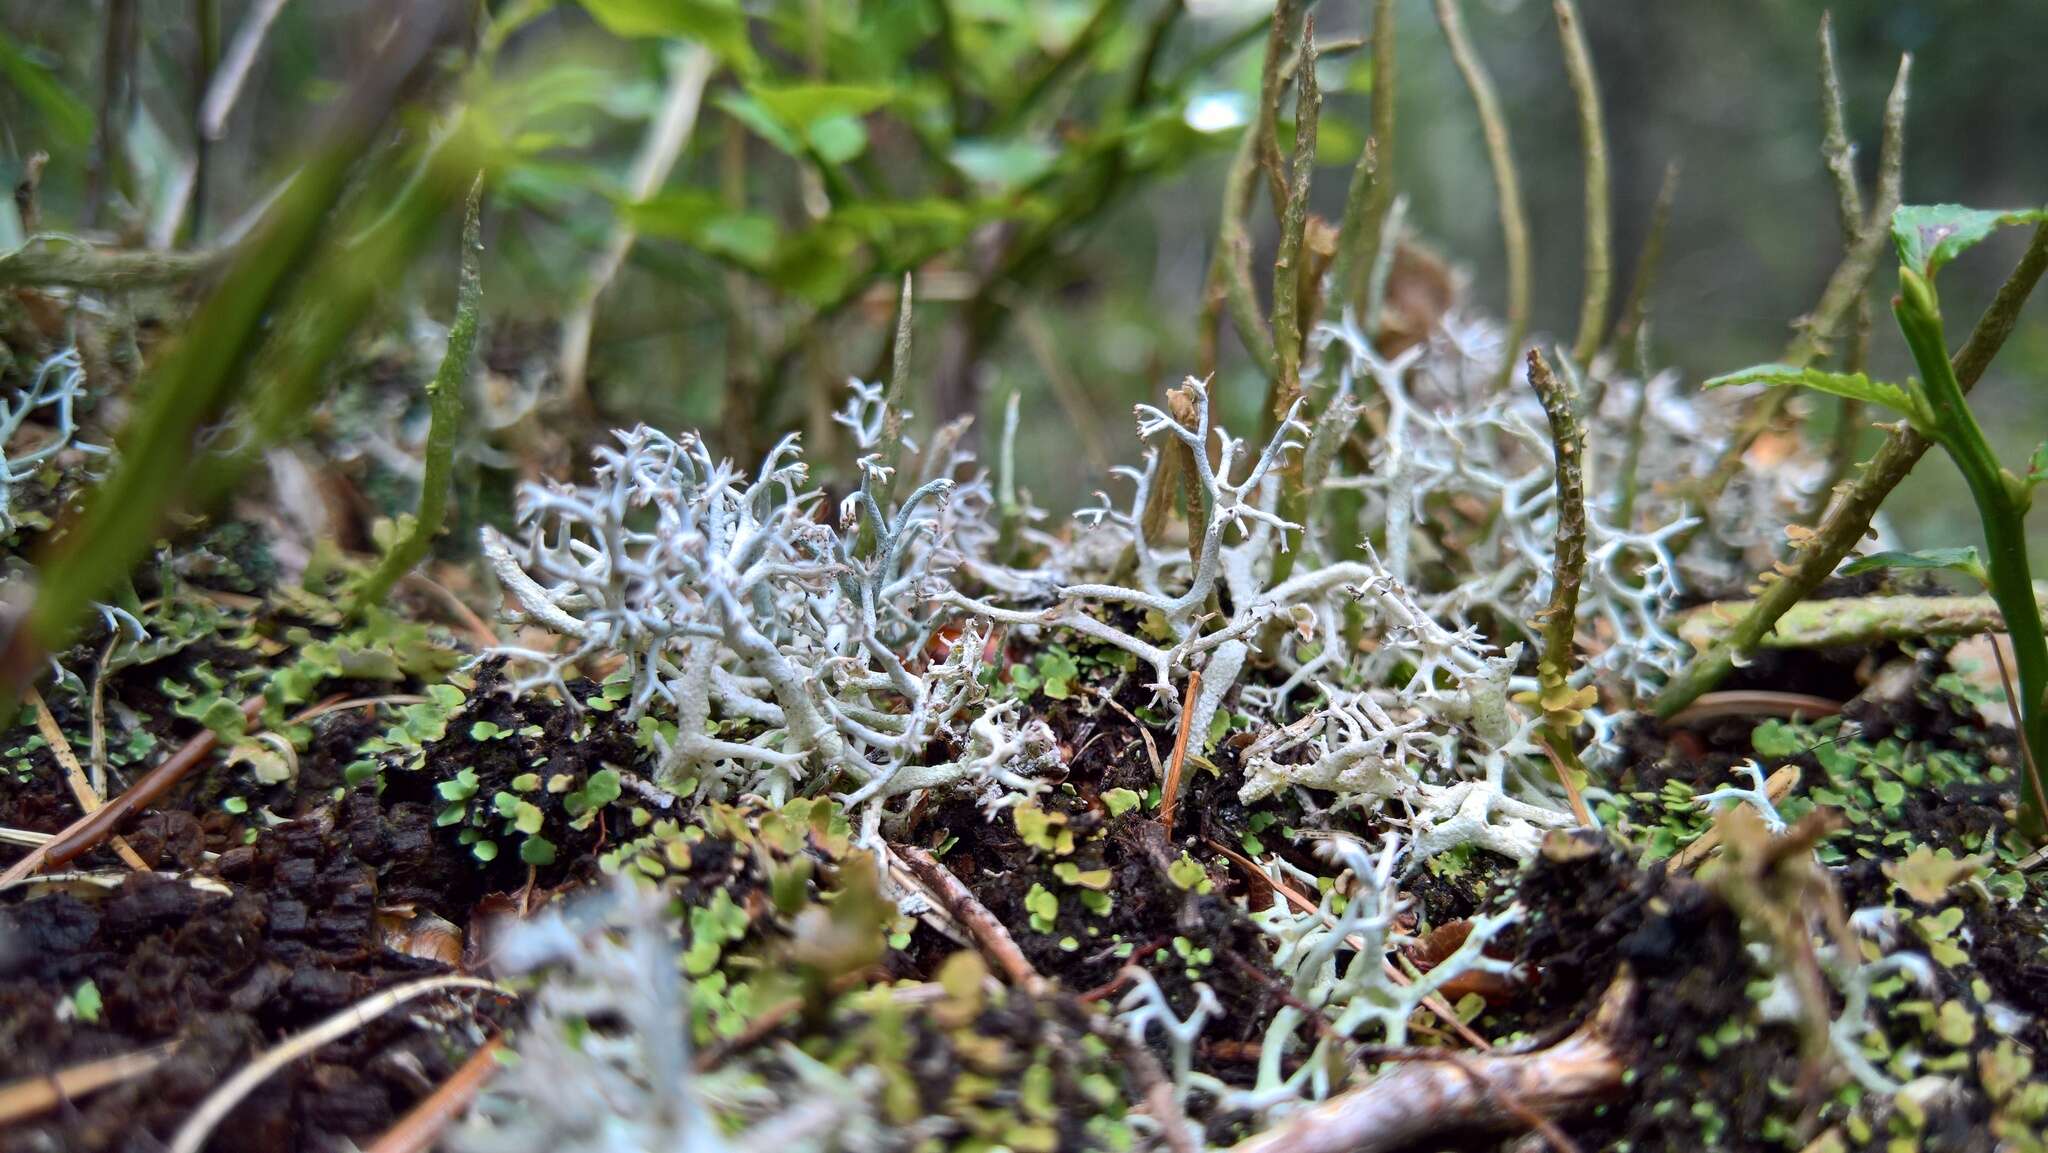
[
  {"x1": 1554, "y1": 0, "x2": 1610, "y2": 367},
  {"x1": 1435, "y1": 0, "x2": 1528, "y2": 388}
]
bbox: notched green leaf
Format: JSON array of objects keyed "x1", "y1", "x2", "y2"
[
  {"x1": 1702, "y1": 363, "x2": 1921, "y2": 424},
  {"x1": 1892, "y1": 203, "x2": 2048, "y2": 280}
]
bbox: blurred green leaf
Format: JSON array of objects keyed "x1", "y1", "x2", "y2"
[
  {"x1": 951, "y1": 138, "x2": 1060, "y2": 192},
  {"x1": 749, "y1": 82, "x2": 894, "y2": 126},
  {"x1": 1703, "y1": 363, "x2": 1923, "y2": 426},
  {"x1": 579, "y1": 0, "x2": 757, "y2": 72},
  {"x1": 806, "y1": 113, "x2": 869, "y2": 164},
  {"x1": 1892, "y1": 204, "x2": 2048, "y2": 280},
  {"x1": 0, "y1": 31, "x2": 91, "y2": 150},
  {"x1": 1840, "y1": 547, "x2": 1988, "y2": 586},
  {"x1": 626, "y1": 190, "x2": 779, "y2": 268},
  {"x1": 714, "y1": 91, "x2": 801, "y2": 154}
]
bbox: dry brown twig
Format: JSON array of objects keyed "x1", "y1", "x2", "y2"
[
  {"x1": 1158, "y1": 667, "x2": 1204, "y2": 838},
  {"x1": 24, "y1": 685, "x2": 148, "y2": 871},
  {"x1": 360, "y1": 1036, "x2": 505, "y2": 1153},
  {"x1": 0, "y1": 1043, "x2": 179, "y2": 1127},
  {"x1": 894, "y1": 844, "x2": 1046, "y2": 995},
  {"x1": 1230, "y1": 971, "x2": 1635, "y2": 1153}
]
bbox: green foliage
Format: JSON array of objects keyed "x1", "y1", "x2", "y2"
[
  {"x1": 1702, "y1": 364, "x2": 1926, "y2": 429},
  {"x1": 579, "y1": 0, "x2": 758, "y2": 72},
  {"x1": 1892, "y1": 203, "x2": 2048, "y2": 279},
  {"x1": 1839, "y1": 547, "x2": 1988, "y2": 585}
]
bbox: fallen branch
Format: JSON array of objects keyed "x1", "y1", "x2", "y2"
[
  {"x1": 0, "y1": 239, "x2": 229, "y2": 289},
  {"x1": 1668, "y1": 765, "x2": 1801, "y2": 873},
  {"x1": 1229, "y1": 971, "x2": 1634, "y2": 1153},
  {"x1": 1676, "y1": 590, "x2": 2048, "y2": 653}
]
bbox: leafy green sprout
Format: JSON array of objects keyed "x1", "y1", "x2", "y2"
[{"x1": 1708, "y1": 203, "x2": 2048, "y2": 840}]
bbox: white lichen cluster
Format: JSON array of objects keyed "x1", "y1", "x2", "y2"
[
  {"x1": 1, "y1": 348, "x2": 106, "y2": 534},
  {"x1": 1116, "y1": 833, "x2": 1519, "y2": 1117},
  {"x1": 483, "y1": 385, "x2": 1058, "y2": 825}
]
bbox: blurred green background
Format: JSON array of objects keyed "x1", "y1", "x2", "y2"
[{"x1": 2, "y1": 0, "x2": 2043, "y2": 562}]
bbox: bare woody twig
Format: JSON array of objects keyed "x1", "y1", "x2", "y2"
[
  {"x1": 559, "y1": 44, "x2": 714, "y2": 407},
  {"x1": 1526, "y1": 350, "x2": 1592, "y2": 777},
  {"x1": 1159, "y1": 668, "x2": 1204, "y2": 838},
  {"x1": 1230, "y1": 973, "x2": 1634, "y2": 1153},
  {"x1": 1267, "y1": 19, "x2": 1320, "y2": 427},
  {"x1": 360, "y1": 1037, "x2": 505, "y2": 1153},
  {"x1": 24, "y1": 686, "x2": 147, "y2": 872},
  {"x1": 0, "y1": 1043, "x2": 178, "y2": 1127},
  {"x1": 894, "y1": 844, "x2": 1046, "y2": 994},
  {"x1": 1434, "y1": 0, "x2": 1528, "y2": 387},
  {"x1": 1684, "y1": 54, "x2": 1910, "y2": 536},
  {"x1": 0, "y1": 242, "x2": 228, "y2": 289},
  {"x1": 167, "y1": 977, "x2": 506, "y2": 1153},
  {"x1": 1554, "y1": 0, "x2": 1609, "y2": 367}
]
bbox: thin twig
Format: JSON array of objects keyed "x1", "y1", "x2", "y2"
[
  {"x1": 1159, "y1": 668, "x2": 1204, "y2": 838},
  {"x1": 0, "y1": 1043, "x2": 179, "y2": 1127},
  {"x1": 559, "y1": 44, "x2": 715, "y2": 408},
  {"x1": 168, "y1": 976, "x2": 506, "y2": 1153},
  {"x1": 1668, "y1": 765, "x2": 1801, "y2": 873},
  {"x1": 1354, "y1": 0, "x2": 1399, "y2": 318},
  {"x1": 1554, "y1": 0, "x2": 1610, "y2": 367},
  {"x1": 360, "y1": 1037, "x2": 504, "y2": 1153},
  {"x1": 24, "y1": 686, "x2": 147, "y2": 871},
  {"x1": 894, "y1": 844, "x2": 1045, "y2": 994},
  {"x1": 1268, "y1": 17, "x2": 1320, "y2": 429},
  {"x1": 1434, "y1": 0, "x2": 1527, "y2": 387},
  {"x1": 1204, "y1": 837, "x2": 1493, "y2": 1050}
]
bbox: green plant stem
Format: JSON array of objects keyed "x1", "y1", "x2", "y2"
[
  {"x1": 1655, "y1": 221, "x2": 2048, "y2": 720},
  {"x1": 354, "y1": 174, "x2": 485, "y2": 614},
  {"x1": 1527, "y1": 349, "x2": 1590, "y2": 779},
  {"x1": 1434, "y1": 0, "x2": 1527, "y2": 390},
  {"x1": 1894, "y1": 267, "x2": 2048, "y2": 838},
  {"x1": 1554, "y1": 0, "x2": 1609, "y2": 368}
]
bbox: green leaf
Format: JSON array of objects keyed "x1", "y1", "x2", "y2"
[
  {"x1": 0, "y1": 32, "x2": 92, "y2": 150},
  {"x1": 746, "y1": 82, "x2": 894, "y2": 127},
  {"x1": 1703, "y1": 363, "x2": 1920, "y2": 423},
  {"x1": 1893, "y1": 204, "x2": 2048, "y2": 280},
  {"x1": 69, "y1": 979, "x2": 102, "y2": 1024},
  {"x1": 579, "y1": 0, "x2": 757, "y2": 72},
  {"x1": 1840, "y1": 547, "x2": 1988, "y2": 586},
  {"x1": 2028, "y1": 441, "x2": 2048, "y2": 487},
  {"x1": 950, "y1": 138, "x2": 1060, "y2": 193},
  {"x1": 805, "y1": 114, "x2": 868, "y2": 164},
  {"x1": 520, "y1": 835, "x2": 557, "y2": 866},
  {"x1": 625, "y1": 191, "x2": 780, "y2": 269}
]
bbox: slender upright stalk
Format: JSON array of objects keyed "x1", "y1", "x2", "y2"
[
  {"x1": 1527, "y1": 350, "x2": 1592, "y2": 779},
  {"x1": 355, "y1": 175, "x2": 485, "y2": 614},
  {"x1": 1554, "y1": 0, "x2": 1609, "y2": 367},
  {"x1": 1351, "y1": 0, "x2": 1399, "y2": 317},
  {"x1": 1268, "y1": 20, "x2": 1320, "y2": 430},
  {"x1": 1893, "y1": 268, "x2": 2048, "y2": 837},
  {"x1": 1434, "y1": 0, "x2": 1527, "y2": 388}
]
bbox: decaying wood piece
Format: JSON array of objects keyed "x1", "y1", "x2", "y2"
[
  {"x1": 894, "y1": 844, "x2": 1046, "y2": 995},
  {"x1": 1230, "y1": 971, "x2": 1634, "y2": 1153}
]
